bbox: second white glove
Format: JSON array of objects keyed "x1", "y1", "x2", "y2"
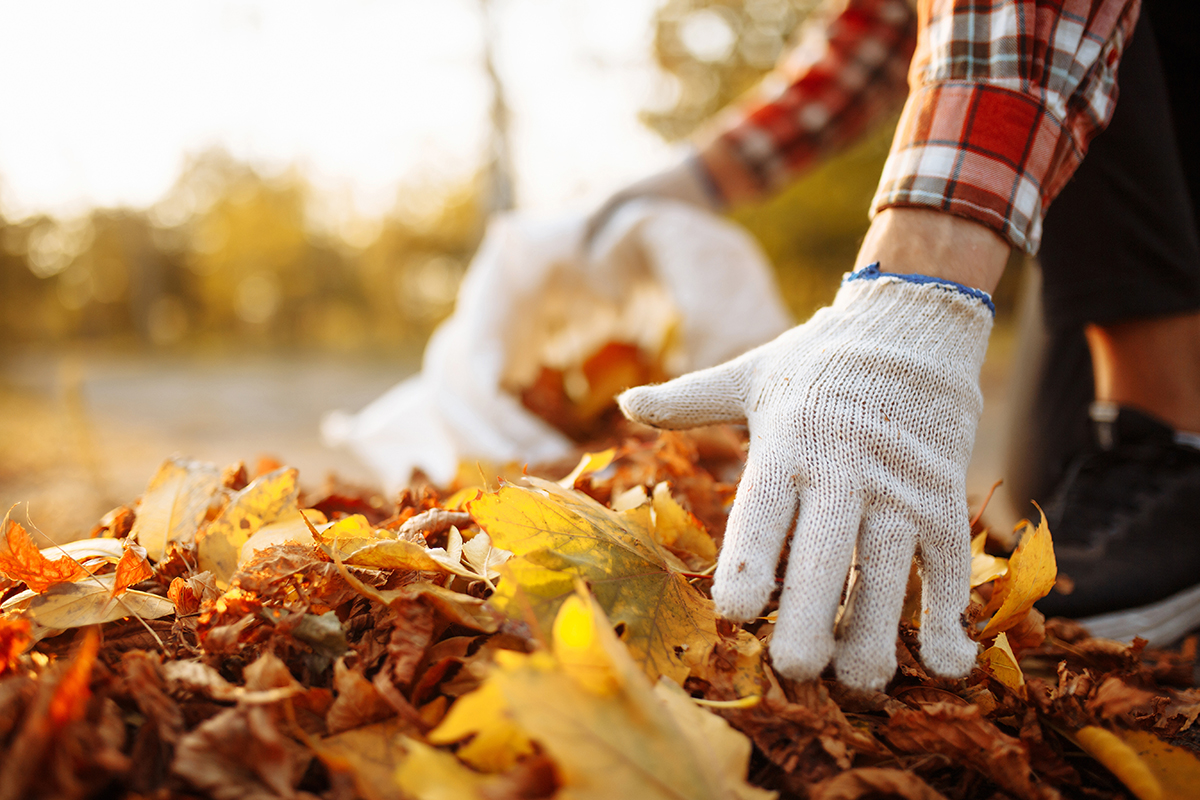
[{"x1": 619, "y1": 265, "x2": 994, "y2": 690}]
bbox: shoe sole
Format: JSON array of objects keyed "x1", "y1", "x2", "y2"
[{"x1": 1077, "y1": 581, "x2": 1200, "y2": 646}]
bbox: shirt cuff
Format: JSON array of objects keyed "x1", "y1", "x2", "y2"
[{"x1": 869, "y1": 81, "x2": 1078, "y2": 254}]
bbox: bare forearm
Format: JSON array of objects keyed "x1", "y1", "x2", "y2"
[{"x1": 856, "y1": 208, "x2": 1010, "y2": 294}]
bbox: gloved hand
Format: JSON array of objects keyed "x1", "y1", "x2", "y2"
[{"x1": 618, "y1": 265, "x2": 994, "y2": 690}]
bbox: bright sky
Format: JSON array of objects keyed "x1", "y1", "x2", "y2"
[{"x1": 0, "y1": 0, "x2": 679, "y2": 225}]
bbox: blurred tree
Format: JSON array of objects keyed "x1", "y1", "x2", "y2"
[
  {"x1": 0, "y1": 148, "x2": 485, "y2": 355},
  {"x1": 642, "y1": 0, "x2": 820, "y2": 141}
]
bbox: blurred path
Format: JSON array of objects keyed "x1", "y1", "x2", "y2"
[
  {"x1": 0, "y1": 339, "x2": 1020, "y2": 543},
  {"x1": 0, "y1": 349, "x2": 412, "y2": 540}
]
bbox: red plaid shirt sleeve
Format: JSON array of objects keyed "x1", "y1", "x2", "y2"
[
  {"x1": 696, "y1": 0, "x2": 918, "y2": 205},
  {"x1": 698, "y1": 0, "x2": 1141, "y2": 254},
  {"x1": 873, "y1": 0, "x2": 1140, "y2": 252}
]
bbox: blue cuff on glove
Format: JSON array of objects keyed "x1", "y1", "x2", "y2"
[{"x1": 845, "y1": 262, "x2": 996, "y2": 316}]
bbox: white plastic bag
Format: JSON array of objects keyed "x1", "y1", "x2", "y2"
[{"x1": 322, "y1": 199, "x2": 792, "y2": 490}]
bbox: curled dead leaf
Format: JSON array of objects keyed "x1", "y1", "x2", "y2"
[
  {"x1": 979, "y1": 512, "x2": 1056, "y2": 640},
  {"x1": 0, "y1": 518, "x2": 85, "y2": 593}
]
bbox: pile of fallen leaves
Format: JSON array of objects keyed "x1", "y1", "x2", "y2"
[{"x1": 2, "y1": 427, "x2": 1200, "y2": 800}]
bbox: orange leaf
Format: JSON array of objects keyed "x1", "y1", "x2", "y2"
[
  {"x1": 979, "y1": 511, "x2": 1056, "y2": 640},
  {"x1": 0, "y1": 617, "x2": 31, "y2": 676},
  {"x1": 0, "y1": 519, "x2": 85, "y2": 593},
  {"x1": 49, "y1": 628, "x2": 100, "y2": 726},
  {"x1": 111, "y1": 543, "x2": 153, "y2": 599}
]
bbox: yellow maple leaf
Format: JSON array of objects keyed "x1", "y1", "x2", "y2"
[
  {"x1": 978, "y1": 512, "x2": 1056, "y2": 640},
  {"x1": 416, "y1": 587, "x2": 774, "y2": 800},
  {"x1": 196, "y1": 468, "x2": 299, "y2": 585},
  {"x1": 427, "y1": 679, "x2": 535, "y2": 772},
  {"x1": 468, "y1": 478, "x2": 718, "y2": 683}
]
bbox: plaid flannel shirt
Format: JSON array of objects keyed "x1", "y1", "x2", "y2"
[{"x1": 697, "y1": 0, "x2": 1141, "y2": 253}]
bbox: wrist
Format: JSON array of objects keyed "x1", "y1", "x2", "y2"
[{"x1": 856, "y1": 208, "x2": 1010, "y2": 294}]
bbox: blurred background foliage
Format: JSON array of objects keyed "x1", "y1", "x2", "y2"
[
  {"x1": 0, "y1": 149, "x2": 484, "y2": 354},
  {"x1": 0, "y1": 0, "x2": 1018, "y2": 360}
]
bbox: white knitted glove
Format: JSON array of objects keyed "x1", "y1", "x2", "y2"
[{"x1": 618, "y1": 265, "x2": 994, "y2": 690}]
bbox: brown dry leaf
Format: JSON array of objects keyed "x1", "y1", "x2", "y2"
[
  {"x1": 808, "y1": 767, "x2": 949, "y2": 800},
  {"x1": 886, "y1": 702, "x2": 1055, "y2": 800},
  {"x1": 690, "y1": 623, "x2": 766, "y2": 701},
  {"x1": 979, "y1": 512, "x2": 1057, "y2": 640},
  {"x1": 1087, "y1": 676, "x2": 1159, "y2": 720},
  {"x1": 168, "y1": 571, "x2": 218, "y2": 614},
  {"x1": 172, "y1": 703, "x2": 312, "y2": 799},
  {"x1": 315, "y1": 718, "x2": 414, "y2": 800},
  {"x1": 163, "y1": 659, "x2": 244, "y2": 702},
  {"x1": 196, "y1": 467, "x2": 299, "y2": 586},
  {"x1": 329, "y1": 551, "x2": 500, "y2": 635},
  {"x1": 129, "y1": 457, "x2": 223, "y2": 562},
  {"x1": 111, "y1": 542, "x2": 153, "y2": 598},
  {"x1": 326, "y1": 657, "x2": 398, "y2": 735},
  {"x1": 0, "y1": 518, "x2": 85, "y2": 592},
  {"x1": 470, "y1": 478, "x2": 718, "y2": 683},
  {"x1": 172, "y1": 653, "x2": 319, "y2": 798}
]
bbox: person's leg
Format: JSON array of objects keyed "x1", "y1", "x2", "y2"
[
  {"x1": 1086, "y1": 313, "x2": 1200, "y2": 434},
  {"x1": 1022, "y1": 0, "x2": 1200, "y2": 640},
  {"x1": 1009, "y1": 0, "x2": 1200, "y2": 515}
]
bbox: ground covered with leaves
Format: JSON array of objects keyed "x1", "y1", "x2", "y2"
[{"x1": 2, "y1": 425, "x2": 1200, "y2": 800}]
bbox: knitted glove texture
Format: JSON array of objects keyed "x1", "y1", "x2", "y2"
[{"x1": 618, "y1": 270, "x2": 993, "y2": 690}]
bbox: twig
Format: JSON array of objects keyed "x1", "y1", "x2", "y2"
[{"x1": 970, "y1": 479, "x2": 1004, "y2": 529}]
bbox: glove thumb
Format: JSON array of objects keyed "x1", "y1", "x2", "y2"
[{"x1": 617, "y1": 360, "x2": 748, "y2": 430}]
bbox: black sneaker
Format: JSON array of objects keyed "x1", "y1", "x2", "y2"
[{"x1": 1035, "y1": 402, "x2": 1200, "y2": 645}]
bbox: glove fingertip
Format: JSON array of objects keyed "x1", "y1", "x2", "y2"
[
  {"x1": 617, "y1": 385, "x2": 672, "y2": 428},
  {"x1": 920, "y1": 628, "x2": 979, "y2": 679}
]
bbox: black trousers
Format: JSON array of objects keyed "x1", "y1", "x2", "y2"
[{"x1": 1007, "y1": 0, "x2": 1200, "y2": 512}]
